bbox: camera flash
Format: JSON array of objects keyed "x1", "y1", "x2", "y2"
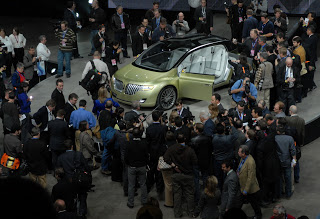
[{"x1": 30, "y1": 96, "x2": 33, "y2": 99}]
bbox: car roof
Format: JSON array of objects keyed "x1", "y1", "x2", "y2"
[{"x1": 167, "y1": 33, "x2": 229, "y2": 46}]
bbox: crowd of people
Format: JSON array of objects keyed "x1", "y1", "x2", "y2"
[{"x1": 0, "y1": 0, "x2": 319, "y2": 218}]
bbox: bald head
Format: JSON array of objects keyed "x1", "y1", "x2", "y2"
[
  {"x1": 178, "y1": 12, "x2": 184, "y2": 21},
  {"x1": 289, "y1": 105, "x2": 298, "y2": 115},
  {"x1": 286, "y1": 57, "x2": 293, "y2": 67},
  {"x1": 54, "y1": 199, "x2": 66, "y2": 212}
]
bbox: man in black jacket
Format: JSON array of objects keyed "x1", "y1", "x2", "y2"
[
  {"x1": 303, "y1": 26, "x2": 318, "y2": 90},
  {"x1": 194, "y1": 0, "x2": 213, "y2": 35},
  {"x1": 52, "y1": 168, "x2": 77, "y2": 212},
  {"x1": 212, "y1": 122, "x2": 238, "y2": 190},
  {"x1": 190, "y1": 123, "x2": 212, "y2": 202},
  {"x1": 132, "y1": 25, "x2": 148, "y2": 58},
  {"x1": 229, "y1": 0, "x2": 246, "y2": 42},
  {"x1": 1, "y1": 91, "x2": 19, "y2": 134},
  {"x1": 164, "y1": 133, "x2": 198, "y2": 218},
  {"x1": 125, "y1": 127, "x2": 149, "y2": 208},
  {"x1": 64, "y1": 93, "x2": 78, "y2": 124},
  {"x1": 111, "y1": 5, "x2": 130, "y2": 58},
  {"x1": 276, "y1": 57, "x2": 300, "y2": 113},
  {"x1": 33, "y1": 99, "x2": 56, "y2": 145},
  {"x1": 220, "y1": 159, "x2": 242, "y2": 216},
  {"x1": 24, "y1": 127, "x2": 50, "y2": 188},
  {"x1": 146, "y1": 111, "x2": 167, "y2": 194},
  {"x1": 51, "y1": 79, "x2": 65, "y2": 117},
  {"x1": 88, "y1": 0, "x2": 106, "y2": 56},
  {"x1": 56, "y1": 139, "x2": 89, "y2": 217},
  {"x1": 64, "y1": 1, "x2": 82, "y2": 58},
  {"x1": 93, "y1": 25, "x2": 108, "y2": 58},
  {"x1": 48, "y1": 109, "x2": 69, "y2": 169}
]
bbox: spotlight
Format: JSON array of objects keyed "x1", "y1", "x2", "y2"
[
  {"x1": 88, "y1": 0, "x2": 93, "y2": 4},
  {"x1": 76, "y1": 12, "x2": 79, "y2": 18}
]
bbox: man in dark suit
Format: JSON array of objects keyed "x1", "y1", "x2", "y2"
[
  {"x1": 276, "y1": 57, "x2": 300, "y2": 113},
  {"x1": 286, "y1": 105, "x2": 305, "y2": 183},
  {"x1": 146, "y1": 111, "x2": 167, "y2": 193},
  {"x1": 124, "y1": 101, "x2": 143, "y2": 122},
  {"x1": 173, "y1": 99, "x2": 192, "y2": 119},
  {"x1": 242, "y1": 9, "x2": 258, "y2": 41},
  {"x1": 229, "y1": 100, "x2": 252, "y2": 124},
  {"x1": 221, "y1": 159, "x2": 242, "y2": 216},
  {"x1": 51, "y1": 79, "x2": 65, "y2": 117},
  {"x1": 24, "y1": 127, "x2": 51, "y2": 188},
  {"x1": 151, "y1": 9, "x2": 163, "y2": 31},
  {"x1": 48, "y1": 109, "x2": 70, "y2": 169},
  {"x1": 199, "y1": 110, "x2": 214, "y2": 137},
  {"x1": 212, "y1": 122, "x2": 238, "y2": 190},
  {"x1": 54, "y1": 199, "x2": 78, "y2": 219},
  {"x1": 229, "y1": 0, "x2": 247, "y2": 42},
  {"x1": 52, "y1": 168, "x2": 77, "y2": 212},
  {"x1": 132, "y1": 25, "x2": 149, "y2": 59},
  {"x1": 33, "y1": 99, "x2": 56, "y2": 145},
  {"x1": 64, "y1": 93, "x2": 78, "y2": 124},
  {"x1": 56, "y1": 139, "x2": 89, "y2": 217},
  {"x1": 233, "y1": 29, "x2": 261, "y2": 58},
  {"x1": 211, "y1": 93, "x2": 225, "y2": 114},
  {"x1": 194, "y1": 0, "x2": 213, "y2": 35},
  {"x1": 303, "y1": 26, "x2": 318, "y2": 90},
  {"x1": 64, "y1": 1, "x2": 82, "y2": 58},
  {"x1": 93, "y1": 25, "x2": 108, "y2": 56},
  {"x1": 111, "y1": 5, "x2": 130, "y2": 58},
  {"x1": 174, "y1": 116, "x2": 191, "y2": 143}
]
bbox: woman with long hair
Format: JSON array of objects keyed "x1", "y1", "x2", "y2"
[
  {"x1": 193, "y1": 176, "x2": 221, "y2": 219},
  {"x1": 92, "y1": 86, "x2": 120, "y2": 117},
  {"x1": 208, "y1": 103, "x2": 219, "y2": 121}
]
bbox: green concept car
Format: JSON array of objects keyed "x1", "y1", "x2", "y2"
[{"x1": 111, "y1": 34, "x2": 235, "y2": 110}]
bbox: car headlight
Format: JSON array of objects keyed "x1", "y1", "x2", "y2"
[{"x1": 141, "y1": 85, "x2": 154, "y2": 91}]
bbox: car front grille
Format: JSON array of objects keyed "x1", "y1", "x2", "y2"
[
  {"x1": 114, "y1": 79, "x2": 124, "y2": 92},
  {"x1": 125, "y1": 84, "x2": 142, "y2": 95}
]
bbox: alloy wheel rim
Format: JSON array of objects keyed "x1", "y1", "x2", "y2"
[{"x1": 160, "y1": 87, "x2": 176, "y2": 109}]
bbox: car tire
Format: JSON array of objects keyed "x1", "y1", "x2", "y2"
[{"x1": 157, "y1": 86, "x2": 177, "y2": 110}]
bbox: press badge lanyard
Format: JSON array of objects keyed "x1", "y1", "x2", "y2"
[
  {"x1": 252, "y1": 38, "x2": 258, "y2": 50},
  {"x1": 261, "y1": 22, "x2": 268, "y2": 32}
]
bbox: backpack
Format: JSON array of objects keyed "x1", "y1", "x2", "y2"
[
  {"x1": 80, "y1": 61, "x2": 107, "y2": 92},
  {"x1": 72, "y1": 152, "x2": 92, "y2": 190}
]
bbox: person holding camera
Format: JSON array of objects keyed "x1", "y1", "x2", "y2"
[
  {"x1": 54, "y1": 21, "x2": 76, "y2": 78},
  {"x1": 111, "y1": 5, "x2": 130, "y2": 58},
  {"x1": 230, "y1": 76, "x2": 257, "y2": 107},
  {"x1": 194, "y1": 0, "x2": 213, "y2": 35},
  {"x1": 254, "y1": 52, "x2": 274, "y2": 109},
  {"x1": 152, "y1": 18, "x2": 175, "y2": 43},
  {"x1": 172, "y1": 12, "x2": 190, "y2": 36},
  {"x1": 93, "y1": 25, "x2": 109, "y2": 60},
  {"x1": 23, "y1": 46, "x2": 38, "y2": 90},
  {"x1": 276, "y1": 57, "x2": 300, "y2": 113}
]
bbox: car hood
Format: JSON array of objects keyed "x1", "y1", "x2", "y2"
[{"x1": 114, "y1": 64, "x2": 175, "y2": 83}]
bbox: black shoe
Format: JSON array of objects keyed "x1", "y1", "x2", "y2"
[
  {"x1": 66, "y1": 74, "x2": 71, "y2": 78},
  {"x1": 124, "y1": 192, "x2": 138, "y2": 197},
  {"x1": 88, "y1": 53, "x2": 93, "y2": 56},
  {"x1": 295, "y1": 179, "x2": 299, "y2": 183},
  {"x1": 55, "y1": 74, "x2": 63, "y2": 78},
  {"x1": 313, "y1": 85, "x2": 317, "y2": 90},
  {"x1": 123, "y1": 55, "x2": 130, "y2": 58},
  {"x1": 296, "y1": 100, "x2": 301, "y2": 103},
  {"x1": 164, "y1": 204, "x2": 174, "y2": 208},
  {"x1": 127, "y1": 203, "x2": 134, "y2": 209}
]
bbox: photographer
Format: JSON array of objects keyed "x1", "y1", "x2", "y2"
[
  {"x1": 254, "y1": 52, "x2": 274, "y2": 109},
  {"x1": 124, "y1": 101, "x2": 145, "y2": 123},
  {"x1": 152, "y1": 18, "x2": 175, "y2": 43},
  {"x1": 172, "y1": 12, "x2": 190, "y2": 36},
  {"x1": 230, "y1": 76, "x2": 257, "y2": 107},
  {"x1": 23, "y1": 46, "x2": 38, "y2": 90},
  {"x1": 212, "y1": 120, "x2": 238, "y2": 190}
]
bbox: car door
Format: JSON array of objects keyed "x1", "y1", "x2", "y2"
[{"x1": 178, "y1": 45, "x2": 216, "y2": 101}]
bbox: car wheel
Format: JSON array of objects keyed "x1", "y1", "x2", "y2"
[{"x1": 157, "y1": 86, "x2": 177, "y2": 110}]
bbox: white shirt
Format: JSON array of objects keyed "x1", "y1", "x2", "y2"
[
  {"x1": 9, "y1": 33, "x2": 26, "y2": 49},
  {"x1": 0, "y1": 35, "x2": 14, "y2": 53},
  {"x1": 82, "y1": 59, "x2": 110, "y2": 84},
  {"x1": 36, "y1": 43, "x2": 51, "y2": 61},
  {"x1": 44, "y1": 107, "x2": 54, "y2": 131}
]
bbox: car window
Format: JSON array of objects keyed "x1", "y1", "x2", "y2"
[
  {"x1": 134, "y1": 41, "x2": 194, "y2": 72},
  {"x1": 180, "y1": 44, "x2": 226, "y2": 75}
]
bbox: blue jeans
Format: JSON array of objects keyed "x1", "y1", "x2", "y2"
[
  {"x1": 101, "y1": 147, "x2": 112, "y2": 171},
  {"x1": 57, "y1": 50, "x2": 72, "y2": 75},
  {"x1": 90, "y1": 30, "x2": 99, "y2": 54},
  {"x1": 280, "y1": 167, "x2": 292, "y2": 198},
  {"x1": 294, "y1": 161, "x2": 300, "y2": 181}
]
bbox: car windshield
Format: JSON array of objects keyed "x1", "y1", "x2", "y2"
[{"x1": 134, "y1": 40, "x2": 197, "y2": 72}]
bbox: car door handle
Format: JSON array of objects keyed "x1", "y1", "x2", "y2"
[{"x1": 204, "y1": 84, "x2": 211, "y2": 86}]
